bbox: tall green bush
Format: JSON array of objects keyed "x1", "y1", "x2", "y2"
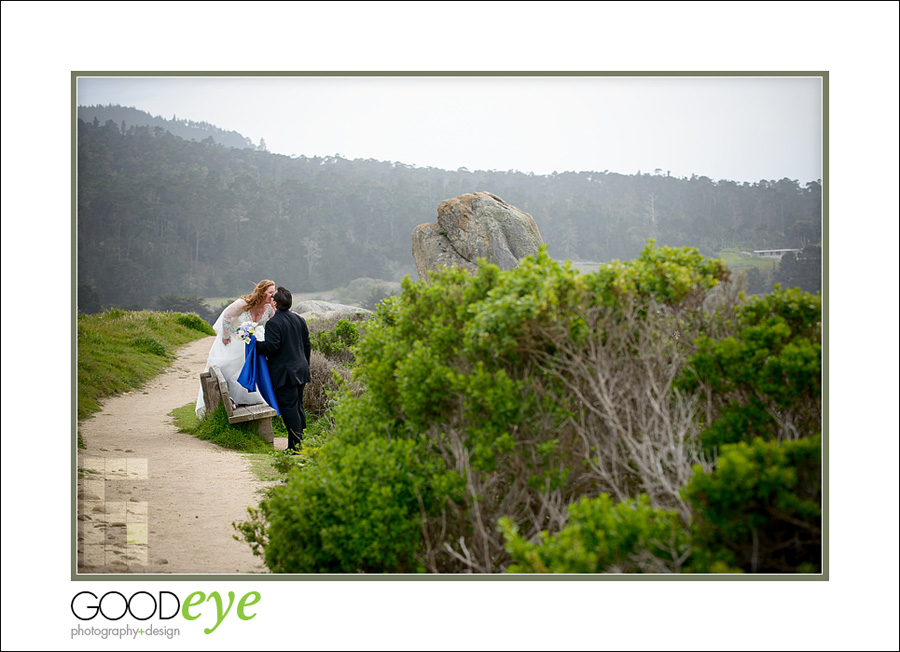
[
  {"x1": 676, "y1": 286, "x2": 821, "y2": 453},
  {"x1": 310, "y1": 317, "x2": 362, "y2": 363},
  {"x1": 245, "y1": 424, "x2": 441, "y2": 573},
  {"x1": 684, "y1": 435, "x2": 821, "y2": 573},
  {"x1": 676, "y1": 287, "x2": 822, "y2": 572},
  {"x1": 304, "y1": 316, "x2": 366, "y2": 417},
  {"x1": 245, "y1": 246, "x2": 825, "y2": 575},
  {"x1": 501, "y1": 494, "x2": 692, "y2": 573},
  {"x1": 239, "y1": 243, "x2": 733, "y2": 573}
]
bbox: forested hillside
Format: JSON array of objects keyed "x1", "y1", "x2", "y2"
[
  {"x1": 77, "y1": 105, "x2": 263, "y2": 150},
  {"x1": 76, "y1": 114, "x2": 821, "y2": 311}
]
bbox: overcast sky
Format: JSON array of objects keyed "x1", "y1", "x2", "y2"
[{"x1": 77, "y1": 74, "x2": 822, "y2": 184}]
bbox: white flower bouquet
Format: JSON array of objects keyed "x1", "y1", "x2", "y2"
[{"x1": 235, "y1": 321, "x2": 257, "y2": 344}]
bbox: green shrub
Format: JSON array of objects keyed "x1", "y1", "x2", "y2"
[
  {"x1": 128, "y1": 334, "x2": 168, "y2": 357},
  {"x1": 247, "y1": 433, "x2": 439, "y2": 573},
  {"x1": 175, "y1": 312, "x2": 216, "y2": 334},
  {"x1": 310, "y1": 317, "x2": 362, "y2": 363},
  {"x1": 677, "y1": 286, "x2": 821, "y2": 453},
  {"x1": 241, "y1": 243, "x2": 732, "y2": 573},
  {"x1": 501, "y1": 494, "x2": 692, "y2": 573},
  {"x1": 272, "y1": 415, "x2": 288, "y2": 439},
  {"x1": 684, "y1": 435, "x2": 821, "y2": 573},
  {"x1": 676, "y1": 285, "x2": 822, "y2": 573},
  {"x1": 244, "y1": 246, "x2": 820, "y2": 575},
  {"x1": 268, "y1": 447, "x2": 303, "y2": 475}
]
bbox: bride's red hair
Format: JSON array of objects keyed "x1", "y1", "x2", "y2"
[{"x1": 241, "y1": 279, "x2": 275, "y2": 310}]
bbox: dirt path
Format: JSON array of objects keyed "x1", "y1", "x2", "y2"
[{"x1": 77, "y1": 336, "x2": 283, "y2": 574}]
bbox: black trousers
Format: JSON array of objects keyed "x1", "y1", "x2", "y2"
[{"x1": 274, "y1": 381, "x2": 306, "y2": 450}]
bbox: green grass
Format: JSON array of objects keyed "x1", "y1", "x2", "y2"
[
  {"x1": 181, "y1": 403, "x2": 337, "y2": 483},
  {"x1": 714, "y1": 249, "x2": 780, "y2": 272},
  {"x1": 170, "y1": 403, "x2": 304, "y2": 484},
  {"x1": 170, "y1": 403, "x2": 289, "y2": 484},
  {"x1": 301, "y1": 413, "x2": 334, "y2": 450},
  {"x1": 245, "y1": 454, "x2": 283, "y2": 483},
  {"x1": 169, "y1": 403, "x2": 273, "y2": 454},
  {"x1": 77, "y1": 309, "x2": 215, "y2": 423}
]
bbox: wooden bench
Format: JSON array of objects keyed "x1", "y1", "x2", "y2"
[{"x1": 199, "y1": 365, "x2": 277, "y2": 445}]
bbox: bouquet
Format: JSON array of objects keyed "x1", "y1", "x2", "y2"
[{"x1": 235, "y1": 321, "x2": 257, "y2": 344}]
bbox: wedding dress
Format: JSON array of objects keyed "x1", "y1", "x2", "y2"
[{"x1": 195, "y1": 298, "x2": 275, "y2": 418}]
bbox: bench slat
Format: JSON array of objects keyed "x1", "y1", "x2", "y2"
[
  {"x1": 230, "y1": 406, "x2": 277, "y2": 423},
  {"x1": 201, "y1": 364, "x2": 276, "y2": 445}
]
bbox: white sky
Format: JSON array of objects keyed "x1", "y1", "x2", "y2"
[
  {"x1": 1, "y1": 2, "x2": 898, "y2": 651},
  {"x1": 77, "y1": 74, "x2": 822, "y2": 183}
]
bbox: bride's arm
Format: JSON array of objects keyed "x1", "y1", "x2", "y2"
[{"x1": 220, "y1": 299, "x2": 248, "y2": 345}]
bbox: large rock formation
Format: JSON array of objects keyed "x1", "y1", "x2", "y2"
[
  {"x1": 412, "y1": 192, "x2": 544, "y2": 282},
  {"x1": 294, "y1": 300, "x2": 371, "y2": 322}
]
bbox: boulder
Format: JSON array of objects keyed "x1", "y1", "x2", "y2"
[
  {"x1": 412, "y1": 223, "x2": 478, "y2": 279},
  {"x1": 412, "y1": 192, "x2": 544, "y2": 282},
  {"x1": 294, "y1": 300, "x2": 371, "y2": 322}
]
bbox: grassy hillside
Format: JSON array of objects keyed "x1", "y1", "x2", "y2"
[{"x1": 77, "y1": 309, "x2": 214, "y2": 422}]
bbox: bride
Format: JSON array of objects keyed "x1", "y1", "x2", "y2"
[{"x1": 195, "y1": 279, "x2": 277, "y2": 418}]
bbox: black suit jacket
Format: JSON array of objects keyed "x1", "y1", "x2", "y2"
[{"x1": 256, "y1": 310, "x2": 311, "y2": 387}]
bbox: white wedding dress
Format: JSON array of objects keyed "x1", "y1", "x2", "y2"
[{"x1": 195, "y1": 298, "x2": 275, "y2": 418}]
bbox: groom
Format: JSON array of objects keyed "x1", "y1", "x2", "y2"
[{"x1": 255, "y1": 286, "x2": 311, "y2": 451}]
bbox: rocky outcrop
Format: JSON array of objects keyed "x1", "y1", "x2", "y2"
[
  {"x1": 294, "y1": 300, "x2": 371, "y2": 322},
  {"x1": 412, "y1": 192, "x2": 544, "y2": 282},
  {"x1": 412, "y1": 222, "x2": 479, "y2": 277}
]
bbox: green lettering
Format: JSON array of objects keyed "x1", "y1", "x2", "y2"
[
  {"x1": 182, "y1": 591, "x2": 205, "y2": 621},
  {"x1": 236, "y1": 591, "x2": 261, "y2": 621},
  {"x1": 203, "y1": 591, "x2": 236, "y2": 634}
]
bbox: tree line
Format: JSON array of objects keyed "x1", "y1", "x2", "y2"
[
  {"x1": 77, "y1": 114, "x2": 822, "y2": 311},
  {"x1": 78, "y1": 105, "x2": 264, "y2": 151}
]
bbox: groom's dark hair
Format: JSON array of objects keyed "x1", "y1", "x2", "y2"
[{"x1": 273, "y1": 286, "x2": 292, "y2": 311}]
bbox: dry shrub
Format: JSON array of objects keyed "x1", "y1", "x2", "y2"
[
  {"x1": 419, "y1": 278, "x2": 744, "y2": 573},
  {"x1": 306, "y1": 312, "x2": 369, "y2": 337},
  {"x1": 305, "y1": 350, "x2": 354, "y2": 418},
  {"x1": 534, "y1": 304, "x2": 713, "y2": 520}
]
